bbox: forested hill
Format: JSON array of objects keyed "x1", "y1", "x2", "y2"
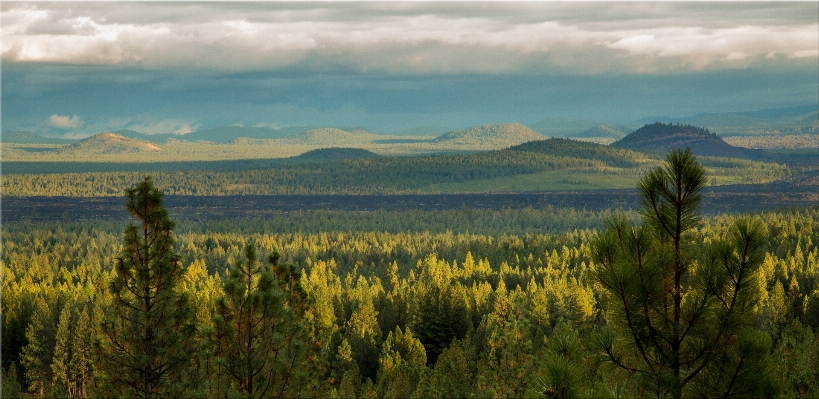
[
  {"x1": 509, "y1": 138, "x2": 647, "y2": 167},
  {"x1": 434, "y1": 123, "x2": 545, "y2": 146},
  {"x1": 291, "y1": 147, "x2": 381, "y2": 161},
  {"x1": 612, "y1": 122, "x2": 756, "y2": 158}
]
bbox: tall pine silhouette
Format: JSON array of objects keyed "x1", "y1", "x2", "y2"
[{"x1": 96, "y1": 177, "x2": 195, "y2": 399}]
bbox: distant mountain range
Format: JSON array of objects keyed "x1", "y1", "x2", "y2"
[
  {"x1": 2, "y1": 105, "x2": 815, "y2": 147},
  {"x1": 1, "y1": 131, "x2": 76, "y2": 144},
  {"x1": 638, "y1": 105, "x2": 818, "y2": 132}
]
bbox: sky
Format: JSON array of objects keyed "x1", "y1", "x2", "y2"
[{"x1": 2, "y1": 2, "x2": 817, "y2": 138}]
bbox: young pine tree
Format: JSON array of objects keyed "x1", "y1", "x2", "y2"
[
  {"x1": 592, "y1": 148, "x2": 777, "y2": 399},
  {"x1": 212, "y1": 244, "x2": 309, "y2": 399},
  {"x1": 96, "y1": 177, "x2": 196, "y2": 399}
]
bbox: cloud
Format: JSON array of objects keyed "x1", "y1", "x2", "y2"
[
  {"x1": 48, "y1": 114, "x2": 83, "y2": 128},
  {"x1": 1, "y1": 2, "x2": 816, "y2": 74}
]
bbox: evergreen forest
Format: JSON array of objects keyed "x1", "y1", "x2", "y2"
[{"x1": 2, "y1": 148, "x2": 819, "y2": 399}]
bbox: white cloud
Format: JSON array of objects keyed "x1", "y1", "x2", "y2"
[
  {"x1": 48, "y1": 114, "x2": 83, "y2": 128},
  {"x1": 1, "y1": 3, "x2": 816, "y2": 74}
]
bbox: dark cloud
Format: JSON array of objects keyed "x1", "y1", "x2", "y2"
[{"x1": 1, "y1": 2, "x2": 816, "y2": 135}]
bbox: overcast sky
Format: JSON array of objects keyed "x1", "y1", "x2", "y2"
[{"x1": 2, "y1": 2, "x2": 817, "y2": 137}]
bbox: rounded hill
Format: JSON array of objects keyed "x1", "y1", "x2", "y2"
[
  {"x1": 291, "y1": 147, "x2": 381, "y2": 162},
  {"x1": 509, "y1": 138, "x2": 644, "y2": 167},
  {"x1": 434, "y1": 123, "x2": 545, "y2": 146},
  {"x1": 612, "y1": 122, "x2": 752, "y2": 158},
  {"x1": 63, "y1": 132, "x2": 161, "y2": 154}
]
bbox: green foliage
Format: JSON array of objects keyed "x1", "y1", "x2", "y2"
[
  {"x1": 509, "y1": 138, "x2": 646, "y2": 168},
  {"x1": 593, "y1": 149, "x2": 777, "y2": 399},
  {"x1": 1, "y1": 196, "x2": 818, "y2": 398},
  {"x1": 539, "y1": 324, "x2": 586, "y2": 399},
  {"x1": 211, "y1": 244, "x2": 309, "y2": 398},
  {"x1": 2, "y1": 142, "x2": 789, "y2": 196},
  {"x1": 20, "y1": 296, "x2": 56, "y2": 396},
  {"x1": 377, "y1": 327, "x2": 427, "y2": 399},
  {"x1": 96, "y1": 177, "x2": 197, "y2": 399},
  {"x1": 2, "y1": 363, "x2": 23, "y2": 399}
]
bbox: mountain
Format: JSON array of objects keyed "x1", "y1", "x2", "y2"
[
  {"x1": 573, "y1": 125, "x2": 627, "y2": 139},
  {"x1": 291, "y1": 147, "x2": 381, "y2": 162},
  {"x1": 527, "y1": 117, "x2": 602, "y2": 137},
  {"x1": 1, "y1": 131, "x2": 76, "y2": 144},
  {"x1": 62, "y1": 132, "x2": 161, "y2": 154},
  {"x1": 184, "y1": 125, "x2": 313, "y2": 143},
  {"x1": 284, "y1": 128, "x2": 376, "y2": 145},
  {"x1": 612, "y1": 122, "x2": 754, "y2": 158},
  {"x1": 637, "y1": 105, "x2": 819, "y2": 132},
  {"x1": 112, "y1": 129, "x2": 179, "y2": 144},
  {"x1": 434, "y1": 123, "x2": 545, "y2": 146}
]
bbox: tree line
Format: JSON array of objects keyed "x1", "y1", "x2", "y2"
[{"x1": 1, "y1": 145, "x2": 788, "y2": 197}]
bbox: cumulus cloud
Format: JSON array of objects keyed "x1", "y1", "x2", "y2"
[
  {"x1": 1, "y1": 2, "x2": 816, "y2": 74},
  {"x1": 48, "y1": 114, "x2": 83, "y2": 128}
]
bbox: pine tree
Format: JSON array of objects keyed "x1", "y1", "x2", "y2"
[
  {"x1": 592, "y1": 148, "x2": 777, "y2": 398},
  {"x1": 212, "y1": 244, "x2": 309, "y2": 399},
  {"x1": 376, "y1": 326, "x2": 427, "y2": 399},
  {"x1": 51, "y1": 305, "x2": 73, "y2": 396},
  {"x1": 2, "y1": 363, "x2": 23, "y2": 399},
  {"x1": 96, "y1": 177, "x2": 196, "y2": 399},
  {"x1": 413, "y1": 285, "x2": 469, "y2": 366},
  {"x1": 20, "y1": 297, "x2": 56, "y2": 398},
  {"x1": 70, "y1": 307, "x2": 93, "y2": 399}
]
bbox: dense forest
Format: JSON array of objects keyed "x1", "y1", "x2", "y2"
[{"x1": 2, "y1": 150, "x2": 818, "y2": 398}]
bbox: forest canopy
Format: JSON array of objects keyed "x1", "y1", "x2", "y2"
[{"x1": 2, "y1": 150, "x2": 818, "y2": 398}]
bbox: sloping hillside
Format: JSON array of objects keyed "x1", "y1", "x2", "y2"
[
  {"x1": 573, "y1": 125, "x2": 627, "y2": 139},
  {"x1": 62, "y1": 132, "x2": 161, "y2": 154},
  {"x1": 284, "y1": 128, "x2": 375, "y2": 145},
  {"x1": 612, "y1": 122, "x2": 752, "y2": 158},
  {"x1": 527, "y1": 117, "x2": 601, "y2": 137},
  {"x1": 509, "y1": 138, "x2": 645, "y2": 167},
  {"x1": 434, "y1": 123, "x2": 545, "y2": 146}
]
